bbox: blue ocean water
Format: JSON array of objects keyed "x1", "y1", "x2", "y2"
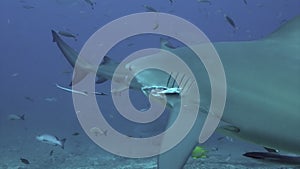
[{"x1": 1, "y1": 0, "x2": 300, "y2": 169}]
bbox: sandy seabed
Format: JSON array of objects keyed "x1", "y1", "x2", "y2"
[{"x1": 1, "y1": 136, "x2": 296, "y2": 169}]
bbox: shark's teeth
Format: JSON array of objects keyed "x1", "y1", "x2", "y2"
[
  {"x1": 141, "y1": 86, "x2": 181, "y2": 97},
  {"x1": 157, "y1": 87, "x2": 182, "y2": 94},
  {"x1": 141, "y1": 72, "x2": 196, "y2": 97}
]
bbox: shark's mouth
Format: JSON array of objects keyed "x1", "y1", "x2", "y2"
[
  {"x1": 140, "y1": 71, "x2": 195, "y2": 98},
  {"x1": 141, "y1": 86, "x2": 182, "y2": 96}
]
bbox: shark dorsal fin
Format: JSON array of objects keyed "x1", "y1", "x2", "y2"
[{"x1": 265, "y1": 15, "x2": 300, "y2": 41}]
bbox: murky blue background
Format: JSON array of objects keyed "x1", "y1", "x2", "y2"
[{"x1": 1, "y1": 0, "x2": 299, "y2": 168}]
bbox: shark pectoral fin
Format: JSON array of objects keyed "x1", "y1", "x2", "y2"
[
  {"x1": 158, "y1": 103, "x2": 206, "y2": 169},
  {"x1": 158, "y1": 141, "x2": 198, "y2": 169},
  {"x1": 158, "y1": 103, "x2": 195, "y2": 169},
  {"x1": 53, "y1": 30, "x2": 110, "y2": 86}
]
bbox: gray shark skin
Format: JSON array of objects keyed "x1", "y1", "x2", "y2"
[
  {"x1": 52, "y1": 15, "x2": 300, "y2": 168},
  {"x1": 51, "y1": 30, "x2": 141, "y2": 87}
]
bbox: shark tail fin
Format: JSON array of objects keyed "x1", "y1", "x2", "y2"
[
  {"x1": 52, "y1": 29, "x2": 114, "y2": 86},
  {"x1": 60, "y1": 138, "x2": 66, "y2": 149},
  {"x1": 20, "y1": 114, "x2": 25, "y2": 120},
  {"x1": 52, "y1": 30, "x2": 59, "y2": 42},
  {"x1": 51, "y1": 29, "x2": 79, "y2": 68}
]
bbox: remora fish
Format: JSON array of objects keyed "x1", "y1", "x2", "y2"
[
  {"x1": 52, "y1": 15, "x2": 300, "y2": 168},
  {"x1": 243, "y1": 152, "x2": 300, "y2": 165},
  {"x1": 55, "y1": 83, "x2": 107, "y2": 96},
  {"x1": 36, "y1": 134, "x2": 66, "y2": 149},
  {"x1": 55, "y1": 83, "x2": 88, "y2": 96}
]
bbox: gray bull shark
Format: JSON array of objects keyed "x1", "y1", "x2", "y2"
[{"x1": 52, "y1": 14, "x2": 300, "y2": 168}]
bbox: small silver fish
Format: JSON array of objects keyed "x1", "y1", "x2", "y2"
[
  {"x1": 36, "y1": 134, "x2": 66, "y2": 149},
  {"x1": 143, "y1": 5, "x2": 158, "y2": 12},
  {"x1": 160, "y1": 37, "x2": 178, "y2": 49},
  {"x1": 72, "y1": 132, "x2": 80, "y2": 136},
  {"x1": 224, "y1": 15, "x2": 236, "y2": 29},
  {"x1": 197, "y1": 0, "x2": 212, "y2": 5},
  {"x1": 11, "y1": 73, "x2": 19, "y2": 77},
  {"x1": 44, "y1": 97, "x2": 57, "y2": 102},
  {"x1": 20, "y1": 158, "x2": 30, "y2": 164},
  {"x1": 127, "y1": 43, "x2": 134, "y2": 47},
  {"x1": 22, "y1": 5, "x2": 35, "y2": 9},
  {"x1": 140, "y1": 108, "x2": 149, "y2": 112},
  {"x1": 92, "y1": 91, "x2": 107, "y2": 96},
  {"x1": 8, "y1": 114, "x2": 25, "y2": 120},
  {"x1": 49, "y1": 150, "x2": 54, "y2": 156},
  {"x1": 58, "y1": 31, "x2": 78, "y2": 41},
  {"x1": 89, "y1": 127, "x2": 107, "y2": 136},
  {"x1": 24, "y1": 96, "x2": 34, "y2": 102},
  {"x1": 153, "y1": 23, "x2": 159, "y2": 30},
  {"x1": 84, "y1": 0, "x2": 96, "y2": 9}
]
